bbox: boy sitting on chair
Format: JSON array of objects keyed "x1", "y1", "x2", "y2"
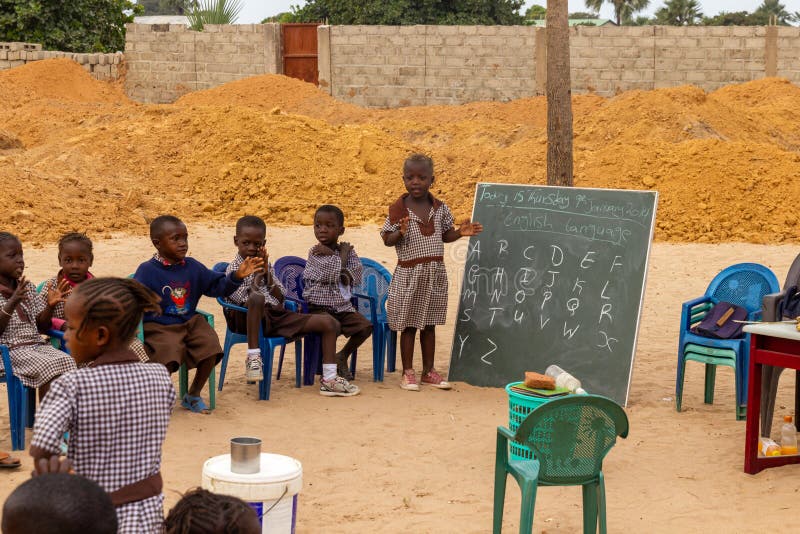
[
  {"x1": 303, "y1": 205, "x2": 372, "y2": 380},
  {"x1": 134, "y1": 215, "x2": 262, "y2": 413}
]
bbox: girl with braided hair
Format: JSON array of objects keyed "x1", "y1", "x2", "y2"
[
  {"x1": 164, "y1": 488, "x2": 260, "y2": 534},
  {"x1": 30, "y1": 277, "x2": 176, "y2": 534}
]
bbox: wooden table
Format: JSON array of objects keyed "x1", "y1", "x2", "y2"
[{"x1": 743, "y1": 323, "x2": 800, "y2": 474}]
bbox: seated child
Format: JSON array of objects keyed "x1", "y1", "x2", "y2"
[
  {"x1": 302, "y1": 205, "x2": 372, "y2": 380},
  {"x1": 29, "y1": 277, "x2": 173, "y2": 534},
  {"x1": 163, "y1": 488, "x2": 260, "y2": 534},
  {"x1": 41, "y1": 232, "x2": 149, "y2": 362},
  {"x1": 0, "y1": 232, "x2": 75, "y2": 399},
  {"x1": 224, "y1": 215, "x2": 360, "y2": 397},
  {"x1": 2, "y1": 473, "x2": 117, "y2": 534},
  {"x1": 134, "y1": 215, "x2": 261, "y2": 413}
]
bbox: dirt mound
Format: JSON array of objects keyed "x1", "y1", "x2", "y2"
[
  {"x1": 1, "y1": 64, "x2": 799, "y2": 245},
  {"x1": 0, "y1": 58, "x2": 129, "y2": 105}
]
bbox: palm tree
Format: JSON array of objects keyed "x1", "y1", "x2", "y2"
[
  {"x1": 584, "y1": 0, "x2": 651, "y2": 25},
  {"x1": 654, "y1": 0, "x2": 703, "y2": 25},
  {"x1": 755, "y1": 0, "x2": 791, "y2": 24},
  {"x1": 187, "y1": 0, "x2": 244, "y2": 30}
]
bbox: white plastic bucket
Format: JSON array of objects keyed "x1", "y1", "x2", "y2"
[{"x1": 202, "y1": 453, "x2": 302, "y2": 534}]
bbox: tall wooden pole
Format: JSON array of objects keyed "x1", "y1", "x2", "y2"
[{"x1": 545, "y1": 0, "x2": 574, "y2": 187}]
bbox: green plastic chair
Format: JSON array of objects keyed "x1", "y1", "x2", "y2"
[{"x1": 493, "y1": 394, "x2": 629, "y2": 534}]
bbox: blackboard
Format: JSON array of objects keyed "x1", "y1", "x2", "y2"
[{"x1": 448, "y1": 183, "x2": 658, "y2": 405}]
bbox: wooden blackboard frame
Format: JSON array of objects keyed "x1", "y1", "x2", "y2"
[{"x1": 448, "y1": 183, "x2": 658, "y2": 406}]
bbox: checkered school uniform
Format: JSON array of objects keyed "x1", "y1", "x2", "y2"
[
  {"x1": 381, "y1": 194, "x2": 455, "y2": 331},
  {"x1": 42, "y1": 275, "x2": 149, "y2": 363},
  {"x1": 0, "y1": 283, "x2": 76, "y2": 388},
  {"x1": 225, "y1": 254, "x2": 286, "y2": 307},
  {"x1": 302, "y1": 245, "x2": 363, "y2": 313},
  {"x1": 31, "y1": 351, "x2": 175, "y2": 534}
]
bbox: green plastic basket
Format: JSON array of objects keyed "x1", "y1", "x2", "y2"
[{"x1": 505, "y1": 382, "x2": 551, "y2": 461}]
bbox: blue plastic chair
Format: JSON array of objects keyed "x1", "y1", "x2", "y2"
[
  {"x1": 357, "y1": 258, "x2": 395, "y2": 379},
  {"x1": 1, "y1": 344, "x2": 35, "y2": 451},
  {"x1": 676, "y1": 262, "x2": 780, "y2": 420},
  {"x1": 212, "y1": 262, "x2": 303, "y2": 400}
]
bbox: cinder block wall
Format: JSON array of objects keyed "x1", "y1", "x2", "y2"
[
  {"x1": 124, "y1": 23, "x2": 281, "y2": 103},
  {"x1": 0, "y1": 42, "x2": 122, "y2": 81},
  {"x1": 322, "y1": 25, "x2": 780, "y2": 106},
  {"x1": 321, "y1": 25, "x2": 537, "y2": 107}
]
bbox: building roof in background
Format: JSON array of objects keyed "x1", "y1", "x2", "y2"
[
  {"x1": 133, "y1": 15, "x2": 190, "y2": 25},
  {"x1": 526, "y1": 19, "x2": 616, "y2": 27}
]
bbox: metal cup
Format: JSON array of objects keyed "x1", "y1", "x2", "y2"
[{"x1": 230, "y1": 437, "x2": 261, "y2": 474}]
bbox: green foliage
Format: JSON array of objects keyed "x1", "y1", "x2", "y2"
[
  {"x1": 568, "y1": 11, "x2": 599, "y2": 19},
  {"x1": 525, "y1": 4, "x2": 546, "y2": 20},
  {"x1": 583, "y1": 0, "x2": 650, "y2": 25},
  {"x1": 290, "y1": 0, "x2": 526, "y2": 25},
  {"x1": 138, "y1": 0, "x2": 193, "y2": 15},
  {"x1": 654, "y1": 0, "x2": 702, "y2": 25},
  {"x1": 754, "y1": 0, "x2": 791, "y2": 24},
  {"x1": 188, "y1": 0, "x2": 244, "y2": 30},
  {"x1": 262, "y1": 12, "x2": 297, "y2": 23},
  {"x1": 701, "y1": 10, "x2": 763, "y2": 26},
  {"x1": 0, "y1": 0, "x2": 142, "y2": 52}
]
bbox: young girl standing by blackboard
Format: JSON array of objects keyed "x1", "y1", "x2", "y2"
[{"x1": 381, "y1": 154, "x2": 482, "y2": 391}]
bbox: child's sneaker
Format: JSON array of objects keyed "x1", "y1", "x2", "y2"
[
  {"x1": 421, "y1": 369, "x2": 452, "y2": 390},
  {"x1": 320, "y1": 376, "x2": 360, "y2": 397},
  {"x1": 336, "y1": 353, "x2": 354, "y2": 381},
  {"x1": 245, "y1": 354, "x2": 262, "y2": 381},
  {"x1": 400, "y1": 369, "x2": 420, "y2": 391}
]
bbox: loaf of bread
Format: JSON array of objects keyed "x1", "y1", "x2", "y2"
[{"x1": 524, "y1": 371, "x2": 555, "y2": 390}]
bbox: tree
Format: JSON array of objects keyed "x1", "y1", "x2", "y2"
[
  {"x1": 546, "y1": 0, "x2": 573, "y2": 187},
  {"x1": 754, "y1": 0, "x2": 791, "y2": 24},
  {"x1": 290, "y1": 0, "x2": 526, "y2": 25},
  {"x1": 0, "y1": 0, "x2": 142, "y2": 52},
  {"x1": 654, "y1": 0, "x2": 702, "y2": 25},
  {"x1": 262, "y1": 12, "x2": 297, "y2": 23},
  {"x1": 568, "y1": 11, "x2": 599, "y2": 18},
  {"x1": 583, "y1": 0, "x2": 650, "y2": 25},
  {"x1": 701, "y1": 10, "x2": 760, "y2": 25},
  {"x1": 526, "y1": 4, "x2": 547, "y2": 20},
  {"x1": 138, "y1": 0, "x2": 194, "y2": 15},
  {"x1": 188, "y1": 0, "x2": 244, "y2": 30}
]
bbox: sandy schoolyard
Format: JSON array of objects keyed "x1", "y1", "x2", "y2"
[{"x1": 1, "y1": 223, "x2": 798, "y2": 532}]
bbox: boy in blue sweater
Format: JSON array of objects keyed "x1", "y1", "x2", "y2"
[{"x1": 134, "y1": 215, "x2": 262, "y2": 413}]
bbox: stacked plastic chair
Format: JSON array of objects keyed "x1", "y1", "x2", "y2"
[
  {"x1": 676, "y1": 263, "x2": 779, "y2": 420},
  {"x1": 356, "y1": 258, "x2": 394, "y2": 379}
]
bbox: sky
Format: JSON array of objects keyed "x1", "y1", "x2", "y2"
[{"x1": 240, "y1": 1, "x2": 800, "y2": 24}]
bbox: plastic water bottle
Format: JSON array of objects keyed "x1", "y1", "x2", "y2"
[
  {"x1": 781, "y1": 415, "x2": 798, "y2": 455},
  {"x1": 545, "y1": 365, "x2": 587, "y2": 394}
]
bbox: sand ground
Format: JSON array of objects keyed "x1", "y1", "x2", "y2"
[{"x1": 1, "y1": 224, "x2": 798, "y2": 533}]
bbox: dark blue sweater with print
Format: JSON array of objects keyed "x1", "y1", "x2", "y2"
[{"x1": 134, "y1": 257, "x2": 241, "y2": 325}]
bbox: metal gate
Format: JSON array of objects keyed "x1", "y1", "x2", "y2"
[{"x1": 281, "y1": 23, "x2": 320, "y2": 85}]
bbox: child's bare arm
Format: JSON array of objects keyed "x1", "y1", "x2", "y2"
[
  {"x1": 382, "y1": 217, "x2": 409, "y2": 246},
  {"x1": 339, "y1": 242, "x2": 353, "y2": 285},
  {"x1": 36, "y1": 279, "x2": 70, "y2": 333},
  {"x1": 0, "y1": 277, "x2": 28, "y2": 336},
  {"x1": 443, "y1": 219, "x2": 483, "y2": 243}
]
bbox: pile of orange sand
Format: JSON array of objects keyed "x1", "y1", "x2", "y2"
[{"x1": 2, "y1": 58, "x2": 800, "y2": 245}]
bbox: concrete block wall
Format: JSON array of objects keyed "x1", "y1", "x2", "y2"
[
  {"x1": 124, "y1": 23, "x2": 281, "y2": 103},
  {"x1": 776, "y1": 27, "x2": 800, "y2": 83},
  {"x1": 322, "y1": 25, "x2": 537, "y2": 107},
  {"x1": 0, "y1": 42, "x2": 122, "y2": 81},
  {"x1": 325, "y1": 25, "x2": 784, "y2": 106}
]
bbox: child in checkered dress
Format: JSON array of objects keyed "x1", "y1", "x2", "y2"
[
  {"x1": 30, "y1": 277, "x2": 175, "y2": 534},
  {"x1": 381, "y1": 154, "x2": 482, "y2": 391},
  {"x1": 0, "y1": 232, "x2": 75, "y2": 397},
  {"x1": 42, "y1": 232, "x2": 148, "y2": 362},
  {"x1": 224, "y1": 215, "x2": 359, "y2": 397},
  {"x1": 303, "y1": 205, "x2": 373, "y2": 380}
]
